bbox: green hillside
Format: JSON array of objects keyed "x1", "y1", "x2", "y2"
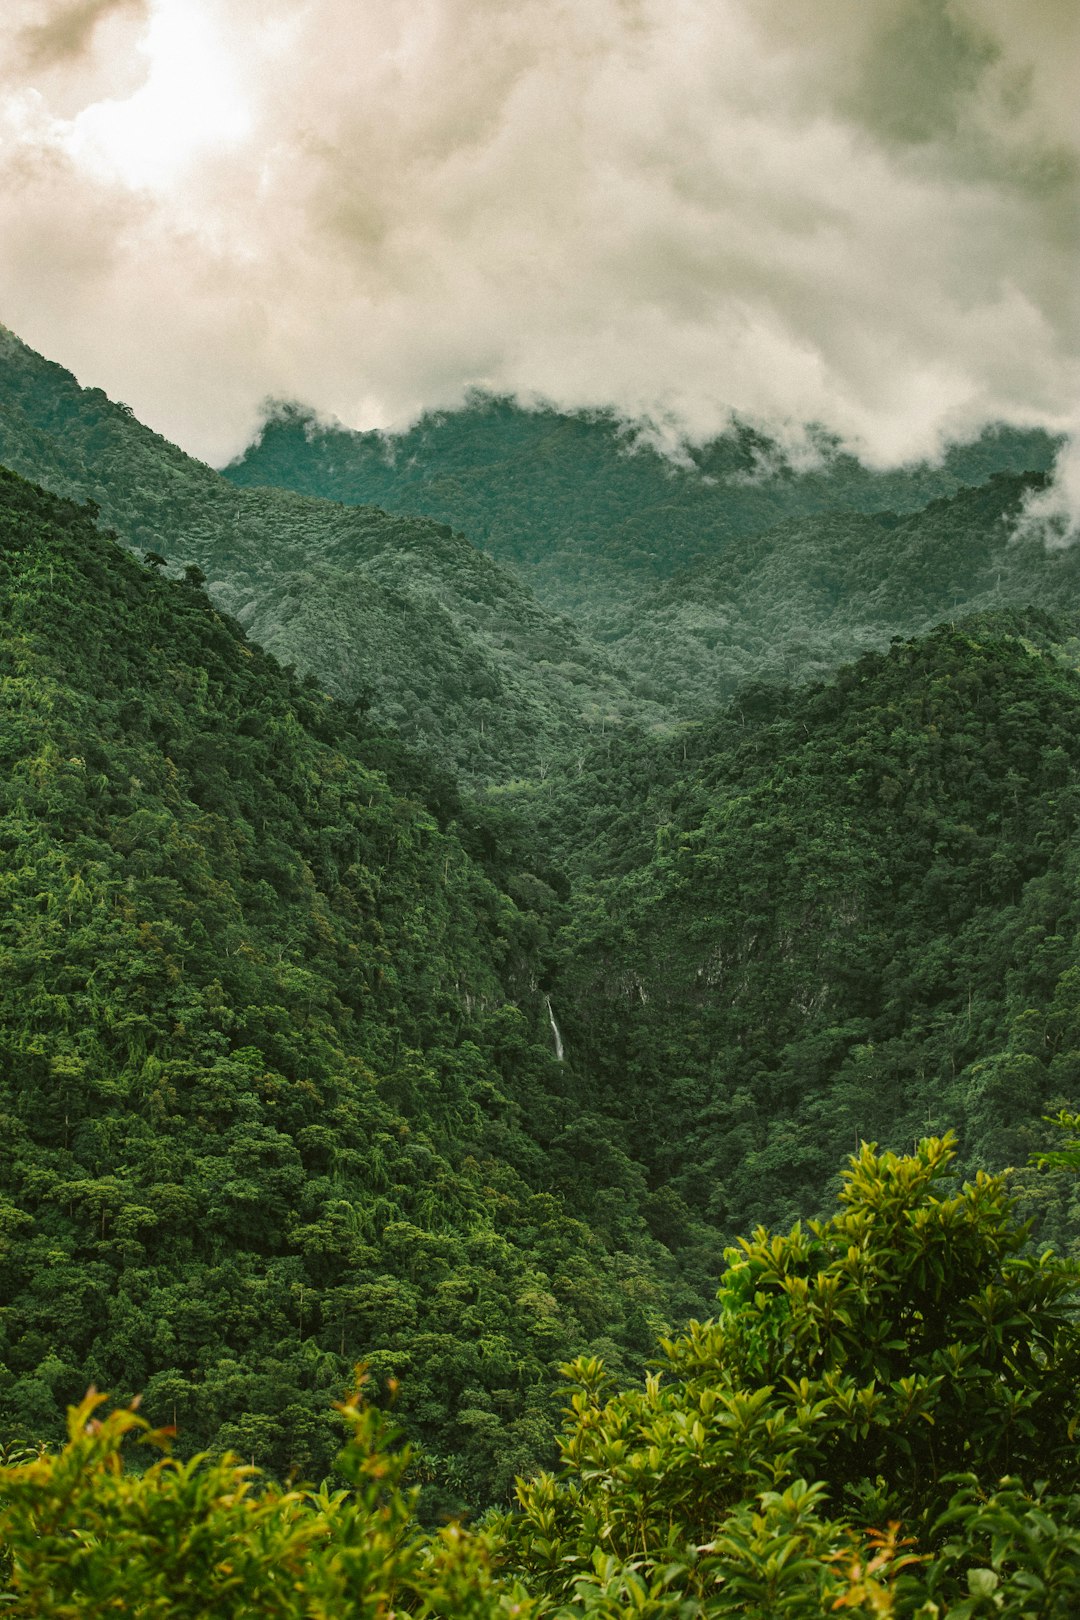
[
  {"x1": 535, "y1": 610, "x2": 1080, "y2": 1244},
  {"x1": 601, "y1": 470, "x2": 1080, "y2": 711},
  {"x1": 0, "y1": 328, "x2": 656, "y2": 785},
  {"x1": 0, "y1": 466, "x2": 706, "y2": 1509},
  {"x1": 224, "y1": 393, "x2": 1058, "y2": 619}
]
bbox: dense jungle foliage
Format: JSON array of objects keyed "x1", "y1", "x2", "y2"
[
  {"x1": 3, "y1": 325, "x2": 1080, "y2": 1612},
  {"x1": 0, "y1": 467, "x2": 710, "y2": 1511},
  {"x1": 4, "y1": 1139, "x2": 1080, "y2": 1616}
]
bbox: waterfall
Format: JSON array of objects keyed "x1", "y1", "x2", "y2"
[{"x1": 545, "y1": 995, "x2": 565, "y2": 1062}]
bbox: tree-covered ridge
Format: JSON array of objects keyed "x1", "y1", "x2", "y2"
[
  {"x1": 598, "y1": 470, "x2": 1080, "y2": 712},
  {"x1": 223, "y1": 394, "x2": 1067, "y2": 719},
  {"x1": 4, "y1": 1140, "x2": 1080, "y2": 1617},
  {"x1": 534, "y1": 611, "x2": 1080, "y2": 1244},
  {"x1": 0, "y1": 327, "x2": 656, "y2": 784},
  {"x1": 224, "y1": 393, "x2": 1057, "y2": 619},
  {"x1": 0, "y1": 467, "x2": 707, "y2": 1509}
]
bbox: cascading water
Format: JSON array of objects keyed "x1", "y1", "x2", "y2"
[{"x1": 545, "y1": 995, "x2": 565, "y2": 1061}]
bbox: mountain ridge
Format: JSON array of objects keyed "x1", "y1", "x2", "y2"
[
  {"x1": 222, "y1": 389, "x2": 1066, "y2": 717},
  {"x1": 0, "y1": 326, "x2": 658, "y2": 784},
  {"x1": 224, "y1": 392, "x2": 1059, "y2": 613}
]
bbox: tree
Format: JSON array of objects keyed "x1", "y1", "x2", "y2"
[
  {"x1": 1032, "y1": 1108, "x2": 1080, "y2": 1172},
  {"x1": 505, "y1": 1137, "x2": 1080, "y2": 1615}
]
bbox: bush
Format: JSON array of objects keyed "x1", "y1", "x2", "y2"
[{"x1": 503, "y1": 1136, "x2": 1080, "y2": 1616}]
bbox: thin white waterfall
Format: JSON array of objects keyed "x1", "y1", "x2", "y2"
[{"x1": 545, "y1": 995, "x2": 565, "y2": 1061}]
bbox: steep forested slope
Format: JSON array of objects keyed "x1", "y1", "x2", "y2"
[
  {"x1": 224, "y1": 394, "x2": 1057, "y2": 618},
  {"x1": 0, "y1": 467, "x2": 708, "y2": 1508},
  {"x1": 535, "y1": 612, "x2": 1080, "y2": 1244},
  {"x1": 0, "y1": 328, "x2": 655, "y2": 783}
]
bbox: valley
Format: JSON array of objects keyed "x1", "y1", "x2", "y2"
[{"x1": 1, "y1": 327, "x2": 1079, "y2": 1611}]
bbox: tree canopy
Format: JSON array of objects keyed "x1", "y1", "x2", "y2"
[{"x1": 3, "y1": 1139, "x2": 1078, "y2": 1617}]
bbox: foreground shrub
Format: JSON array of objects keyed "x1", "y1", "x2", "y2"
[
  {"x1": 503, "y1": 1137, "x2": 1080, "y2": 1616},
  {"x1": 0, "y1": 1386, "x2": 529, "y2": 1618}
]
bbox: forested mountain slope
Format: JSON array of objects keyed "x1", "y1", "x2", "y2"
[
  {"x1": 536, "y1": 611, "x2": 1080, "y2": 1245},
  {"x1": 0, "y1": 328, "x2": 654, "y2": 783},
  {"x1": 0, "y1": 467, "x2": 709, "y2": 1509},
  {"x1": 4, "y1": 317, "x2": 1080, "y2": 1551},
  {"x1": 224, "y1": 393, "x2": 1057, "y2": 618},
  {"x1": 604, "y1": 470, "x2": 1080, "y2": 711}
]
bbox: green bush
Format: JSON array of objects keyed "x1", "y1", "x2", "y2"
[
  {"x1": 503, "y1": 1137, "x2": 1080, "y2": 1617},
  {"x1": 0, "y1": 1385, "x2": 529, "y2": 1618}
]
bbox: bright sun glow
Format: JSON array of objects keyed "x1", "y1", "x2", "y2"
[{"x1": 63, "y1": 0, "x2": 251, "y2": 191}]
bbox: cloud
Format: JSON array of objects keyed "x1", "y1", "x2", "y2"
[
  {"x1": 2, "y1": 2, "x2": 150, "y2": 112},
  {"x1": 1016, "y1": 438, "x2": 1080, "y2": 548},
  {"x1": 0, "y1": 0, "x2": 1077, "y2": 527},
  {"x1": 18, "y1": 0, "x2": 148, "y2": 69}
]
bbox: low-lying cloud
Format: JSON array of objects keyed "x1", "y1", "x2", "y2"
[{"x1": 1, "y1": 0, "x2": 1077, "y2": 530}]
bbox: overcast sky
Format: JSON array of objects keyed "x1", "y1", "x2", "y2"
[{"x1": 1, "y1": 0, "x2": 1077, "y2": 527}]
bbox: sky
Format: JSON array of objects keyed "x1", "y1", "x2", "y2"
[{"x1": 0, "y1": 0, "x2": 1078, "y2": 531}]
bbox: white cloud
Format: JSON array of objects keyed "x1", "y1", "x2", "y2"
[
  {"x1": 0, "y1": 0, "x2": 1077, "y2": 523},
  {"x1": 1017, "y1": 437, "x2": 1080, "y2": 549}
]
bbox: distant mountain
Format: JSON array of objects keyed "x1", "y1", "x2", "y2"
[
  {"x1": 598, "y1": 470, "x2": 1080, "y2": 711},
  {"x1": 0, "y1": 328, "x2": 657, "y2": 783},
  {"x1": 224, "y1": 394, "x2": 1065, "y2": 714},
  {"x1": 224, "y1": 393, "x2": 1058, "y2": 618}
]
